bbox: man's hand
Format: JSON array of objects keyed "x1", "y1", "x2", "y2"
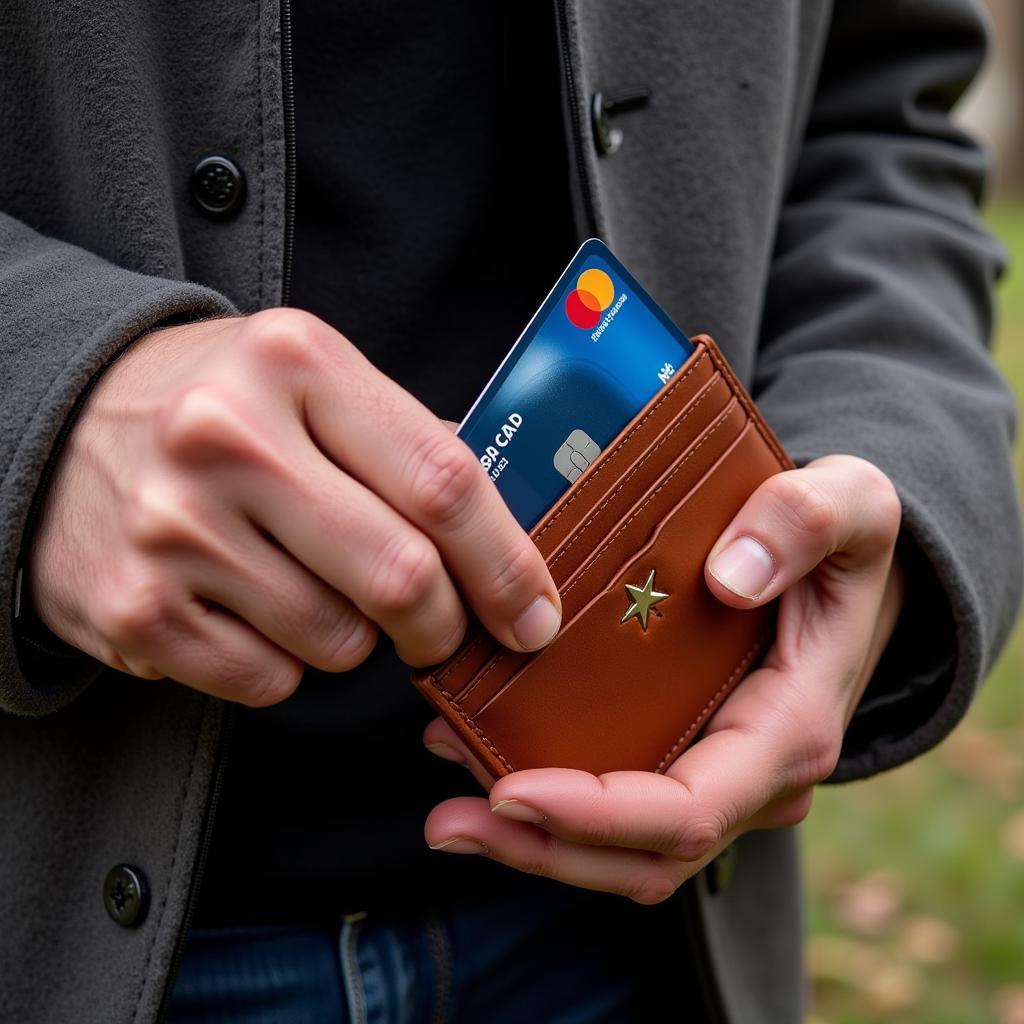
[
  {"x1": 422, "y1": 455, "x2": 904, "y2": 903},
  {"x1": 26, "y1": 310, "x2": 561, "y2": 704}
]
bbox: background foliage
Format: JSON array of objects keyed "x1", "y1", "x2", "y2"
[{"x1": 804, "y1": 203, "x2": 1024, "y2": 1024}]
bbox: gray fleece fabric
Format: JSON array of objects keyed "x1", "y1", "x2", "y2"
[
  {"x1": 1, "y1": 215, "x2": 237, "y2": 713},
  {"x1": 0, "y1": 0, "x2": 1021, "y2": 1022}
]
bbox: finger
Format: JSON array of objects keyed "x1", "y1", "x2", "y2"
[
  {"x1": 422, "y1": 716, "x2": 495, "y2": 792},
  {"x1": 158, "y1": 317, "x2": 471, "y2": 667},
  {"x1": 113, "y1": 596, "x2": 304, "y2": 707},
  {"x1": 481, "y1": 663, "x2": 837, "y2": 863},
  {"x1": 243, "y1": 445, "x2": 469, "y2": 667},
  {"x1": 747, "y1": 787, "x2": 815, "y2": 832},
  {"x1": 185, "y1": 519, "x2": 379, "y2": 673},
  {"x1": 296, "y1": 328, "x2": 560, "y2": 653},
  {"x1": 705, "y1": 455, "x2": 901, "y2": 608},
  {"x1": 424, "y1": 796, "x2": 691, "y2": 905}
]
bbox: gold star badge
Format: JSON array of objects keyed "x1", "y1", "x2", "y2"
[{"x1": 620, "y1": 569, "x2": 670, "y2": 631}]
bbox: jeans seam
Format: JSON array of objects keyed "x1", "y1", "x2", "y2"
[
  {"x1": 424, "y1": 916, "x2": 452, "y2": 1024},
  {"x1": 338, "y1": 913, "x2": 369, "y2": 1024}
]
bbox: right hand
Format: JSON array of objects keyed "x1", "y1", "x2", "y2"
[{"x1": 26, "y1": 309, "x2": 561, "y2": 706}]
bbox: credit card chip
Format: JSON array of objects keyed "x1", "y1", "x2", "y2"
[{"x1": 554, "y1": 429, "x2": 601, "y2": 483}]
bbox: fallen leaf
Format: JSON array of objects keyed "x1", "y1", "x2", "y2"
[
  {"x1": 895, "y1": 914, "x2": 960, "y2": 964},
  {"x1": 832, "y1": 871, "x2": 904, "y2": 936},
  {"x1": 944, "y1": 728, "x2": 1024, "y2": 798},
  {"x1": 807, "y1": 935, "x2": 884, "y2": 987},
  {"x1": 993, "y1": 985, "x2": 1024, "y2": 1024},
  {"x1": 1002, "y1": 809, "x2": 1024, "y2": 862},
  {"x1": 864, "y1": 963, "x2": 926, "y2": 1015}
]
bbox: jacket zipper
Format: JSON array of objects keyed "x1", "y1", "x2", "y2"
[
  {"x1": 555, "y1": 0, "x2": 600, "y2": 238},
  {"x1": 156, "y1": 702, "x2": 235, "y2": 1022},
  {"x1": 280, "y1": 0, "x2": 297, "y2": 306}
]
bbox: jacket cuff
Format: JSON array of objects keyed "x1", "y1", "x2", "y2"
[
  {"x1": 828, "y1": 517, "x2": 957, "y2": 781},
  {"x1": 1, "y1": 226, "x2": 236, "y2": 716}
]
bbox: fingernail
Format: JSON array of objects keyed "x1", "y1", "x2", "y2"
[
  {"x1": 491, "y1": 798, "x2": 548, "y2": 824},
  {"x1": 429, "y1": 837, "x2": 489, "y2": 855},
  {"x1": 513, "y1": 596, "x2": 561, "y2": 651},
  {"x1": 425, "y1": 742, "x2": 467, "y2": 766},
  {"x1": 709, "y1": 536, "x2": 776, "y2": 599}
]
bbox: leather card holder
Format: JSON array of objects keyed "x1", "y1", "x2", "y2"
[{"x1": 411, "y1": 335, "x2": 794, "y2": 779}]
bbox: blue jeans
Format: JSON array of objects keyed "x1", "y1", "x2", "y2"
[{"x1": 167, "y1": 881, "x2": 698, "y2": 1023}]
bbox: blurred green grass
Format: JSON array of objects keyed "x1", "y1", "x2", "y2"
[{"x1": 805, "y1": 203, "x2": 1024, "y2": 1024}]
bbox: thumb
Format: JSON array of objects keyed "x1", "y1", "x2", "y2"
[{"x1": 704, "y1": 454, "x2": 901, "y2": 610}]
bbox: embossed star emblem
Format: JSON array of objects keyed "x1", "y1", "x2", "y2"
[{"x1": 620, "y1": 569, "x2": 670, "y2": 631}]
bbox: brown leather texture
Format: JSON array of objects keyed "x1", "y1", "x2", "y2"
[{"x1": 412, "y1": 336, "x2": 794, "y2": 779}]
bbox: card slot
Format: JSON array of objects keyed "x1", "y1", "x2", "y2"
[
  {"x1": 542, "y1": 374, "x2": 733, "y2": 589},
  {"x1": 434, "y1": 351, "x2": 726, "y2": 702},
  {"x1": 456, "y1": 397, "x2": 747, "y2": 717},
  {"x1": 532, "y1": 343, "x2": 716, "y2": 559},
  {"x1": 411, "y1": 333, "x2": 796, "y2": 779},
  {"x1": 551, "y1": 396, "x2": 745, "y2": 602},
  {"x1": 470, "y1": 422, "x2": 785, "y2": 774}
]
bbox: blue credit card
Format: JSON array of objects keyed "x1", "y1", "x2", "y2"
[{"x1": 458, "y1": 238, "x2": 694, "y2": 529}]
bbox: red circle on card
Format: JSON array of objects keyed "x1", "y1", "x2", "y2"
[{"x1": 565, "y1": 290, "x2": 602, "y2": 329}]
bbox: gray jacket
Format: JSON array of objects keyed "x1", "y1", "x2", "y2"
[{"x1": 1, "y1": 1, "x2": 1020, "y2": 1022}]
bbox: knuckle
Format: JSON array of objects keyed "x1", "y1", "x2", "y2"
[
  {"x1": 487, "y1": 542, "x2": 543, "y2": 605},
  {"x1": 772, "y1": 473, "x2": 840, "y2": 539},
  {"x1": 772, "y1": 791, "x2": 815, "y2": 829},
  {"x1": 623, "y1": 874, "x2": 679, "y2": 906},
  {"x1": 577, "y1": 816, "x2": 618, "y2": 848},
  {"x1": 853, "y1": 460, "x2": 903, "y2": 546},
  {"x1": 318, "y1": 616, "x2": 379, "y2": 673},
  {"x1": 790, "y1": 726, "x2": 842, "y2": 788},
  {"x1": 117, "y1": 655, "x2": 164, "y2": 680},
  {"x1": 95, "y1": 572, "x2": 177, "y2": 647},
  {"x1": 157, "y1": 382, "x2": 246, "y2": 462},
  {"x1": 126, "y1": 481, "x2": 202, "y2": 551},
  {"x1": 243, "y1": 308, "x2": 333, "y2": 373},
  {"x1": 409, "y1": 437, "x2": 481, "y2": 527},
  {"x1": 417, "y1": 613, "x2": 467, "y2": 667},
  {"x1": 366, "y1": 533, "x2": 442, "y2": 616},
  {"x1": 519, "y1": 854, "x2": 555, "y2": 880},
  {"x1": 240, "y1": 658, "x2": 304, "y2": 707},
  {"x1": 665, "y1": 812, "x2": 728, "y2": 862},
  {"x1": 515, "y1": 834, "x2": 557, "y2": 879}
]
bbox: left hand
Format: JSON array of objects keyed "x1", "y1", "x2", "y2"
[{"x1": 422, "y1": 454, "x2": 905, "y2": 903}]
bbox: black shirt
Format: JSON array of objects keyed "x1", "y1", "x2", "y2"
[{"x1": 195, "y1": 0, "x2": 576, "y2": 924}]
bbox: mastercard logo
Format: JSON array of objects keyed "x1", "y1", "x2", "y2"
[{"x1": 564, "y1": 268, "x2": 615, "y2": 329}]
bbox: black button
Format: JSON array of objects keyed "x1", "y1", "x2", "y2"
[
  {"x1": 191, "y1": 155, "x2": 245, "y2": 218},
  {"x1": 103, "y1": 864, "x2": 149, "y2": 927},
  {"x1": 705, "y1": 844, "x2": 738, "y2": 896}
]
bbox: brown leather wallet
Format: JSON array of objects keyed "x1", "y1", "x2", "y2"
[{"x1": 411, "y1": 335, "x2": 793, "y2": 779}]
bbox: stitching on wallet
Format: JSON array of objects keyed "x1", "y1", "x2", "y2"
[
  {"x1": 454, "y1": 635, "x2": 512, "y2": 705},
  {"x1": 558, "y1": 401, "x2": 737, "y2": 602},
  {"x1": 534, "y1": 349, "x2": 710, "y2": 543},
  {"x1": 654, "y1": 632, "x2": 766, "y2": 773},
  {"x1": 547, "y1": 378, "x2": 722, "y2": 571},
  {"x1": 432, "y1": 629, "x2": 487, "y2": 686},
  {"x1": 447, "y1": 404, "x2": 740, "y2": 718},
  {"x1": 437, "y1": 685, "x2": 515, "y2": 774},
  {"x1": 431, "y1": 350, "x2": 713, "y2": 691},
  {"x1": 705, "y1": 344, "x2": 791, "y2": 471},
  {"x1": 426, "y1": 341, "x2": 789, "y2": 775}
]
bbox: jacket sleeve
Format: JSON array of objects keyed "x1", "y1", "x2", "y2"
[
  {"x1": 0, "y1": 212, "x2": 237, "y2": 717},
  {"x1": 753, "y1": 0, "x2": 1023, "y2": 781}
]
